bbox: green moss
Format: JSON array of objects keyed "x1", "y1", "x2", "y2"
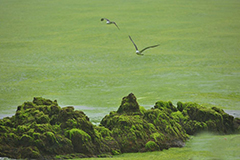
[
  {"x1": 17, "y1": 125, "x2": 29, "y2": 133},
  {"x1": 50, "y1": 105, "x2": 61, "y2": 115},
  {"x1": 65, "y1": 129, "x2": 95, "y2": 154},
  {"x1": 19, "y1": 134, "x2": 34, "y2": 146},
  {"x1": 27, "y1": 128, "x2": 35, "y2": 137},
  {"x1": 62, "y1": 106, "x2": 74, "y2": 112},
  {"x1": 35, "y1": 113, "x2": 50, "y2": 124},
  {"x1": 65, "y1": 118, "x2": 78, "y2": 128},
  {"x1": 95, "y1": 126, "x2": 112, "y2": 138},
  {"x1": 66, "y1": 128, "x2": 91, "y2": 142},
  {"x1": 145, "y1": 141, "x2": 159, "y2": 151},
  {"x1": 211, "y1": 106, "x2": 225, "y2": 114},
  {"x1": 20, "y1": 146, "x2": 41, "y2": 159},
  {"x1": 171, "y1": 111, "x2": 188, "y2": 125},
  {"x1": 117, "y1": 93, "x2": 141, "y2": 114},
  {"x1": 34, "y1": 139, "x2": 45, "y2": 149},
  {"x1": 0, "y1": 125, "x2": 9, "y2": 132},
  {"x1": 184, "y1": 120, "x2": 208, "y2": 135},
  {"x1": 148, "y1": 123, "x2": 157, "y2": 133},
  {"x1": 154, "y1": 101, "x2": 177, "y2": 113},
  {"x1": 22, "y1": 102, "x2": 36, "y2": 110},
  {"x1": 33, "y1": 97, "x2": 55, "y2": 106},
  {"x1": 32, "y1": 109, "x2": 40, "y2": 116},
  {"x1": 140, "y1": 106, "x2": 147, "y2": 115},
  {"x1": 179, "y1": 102, "x2": 235, "y2": 134},
  {"x1": 112, "y1": 149, "x2": 121, "y2": 155},
  {"x1": 177, "y1": 101, "x2": 184, "y2": 112},
  {"x1": 3, "y1": 132, "x2": 19, "y2": 143},
  {"x1": 150, "y1": 132, "x2": 164, "y2": 142},
  {"x1": 44, "y1": 131, "x2": 58, "y2": 144},
  {"x1": 32, "y1": 132, "x2": 42, "y2": 140},
  {"x1": 34, "y1": 123, "x2": 53, "y2": 133},
  {"x1": 52, "y1": 124, "x2": 61, "y2": 133},
  {"x1": 2, "y1": 117, "x2": 13, "y2": 127},
  {"x1": 55, "y1": 155, "x2": 61, "y2": 159}
]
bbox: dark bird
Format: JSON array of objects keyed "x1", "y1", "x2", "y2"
[
  {"x1": 128, "y1": 35, "x2": 159, "y2": 55},
  {"x1": 101, "y1": 18, "x2": 120, "y2": 30}
]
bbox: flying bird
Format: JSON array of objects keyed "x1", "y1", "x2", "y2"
[
  {"x1": 101, "y1": 18, "x2": 120, "y2": 30},
  {"x1": 128, "y1": 35, "x2": 159, "y2": 55}
]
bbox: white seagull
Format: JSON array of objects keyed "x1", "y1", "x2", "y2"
[
  {"x1": 101, "y1": 18, "x2": 120, "y2": 30},
  {"x1": 128, "y1": 35, "x2": 159, "y2": 55}
]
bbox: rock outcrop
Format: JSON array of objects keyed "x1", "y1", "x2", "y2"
[
  {"x1": 175, "y1": 102, "x2": 238, "y2": 134},
  {"x1": 0, "y1": 93, "x2": 239, "y2": 159},
  {"x1": 0, "y1": 97, "x2": 118, "y2": 159},
  {"x1": 101, "y1": 93, "x2": 188, "y2": 153}
]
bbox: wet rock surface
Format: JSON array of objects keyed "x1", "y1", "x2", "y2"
[{"x1": 0, "y1": 94, "x2": 239, "y2": 159}]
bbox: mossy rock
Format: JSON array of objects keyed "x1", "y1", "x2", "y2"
[
  {"x1": 154, "y1": 101, "x2": 177, "y2": 113},
  {"x1": 101, "y1": 94, "x2": 188, "y2": 153},
  {"x1": 111, "y1": 149, "x2": 121, "y2": 155},
  {"x1": 22, "y1": 102, "x2": 36, "y2": 110},
  {"x1": 101, "y1": 112, "x2": 150, "y2": 152},
  {"x1": 117, "y1": 93, "x2": 141, "y2": 115},
  {"x1": 49, "y1": 105, "x2": 61, "y2": 116},
  {"x1": 0, "y1": 97, "x2": 101, "y2": 159},
  {"x1": 35, "y1": 112, "x2": 50, "y2": 124},
  {"x1": 33, "y1": 97, "x2": 57, "y2": 106},
  {"x1": 33, "y1": 123, "x2": 53, "y2": 133},
  {"x1": 44, "y1": 132, "x2": 58, "y2": 145},
  {"x1": 1, "y1": 132, "x2": 19, "y2": 147},
  {"x1": 94, "y1": 126, "x2": 120, "y2": 154},
  {"x1": 66, "y1": 129, "x2": 95, "y2": 154},
  {"x1": 19, "y1": 134, "x2": 34, "y2": 146},
  {"x1": 145, "y1": 141, "x2": 159, "y2": 151},
  {"x1": 150, "y1": 132, "x2": 164, "y2": 142},
  {"x1": 19, "y1": 146, "x2": 41, "y2": 159},
  {"x1": 233, "y1": 118, "x2": 240, "y2": 133},
  {"x1": 184, "y1": 120, "x2": 208, "y2": 135},
  {"x1": 1, "y1": 117, "x2": 14, "y2": 128},
  {"x1": 177, "y1": 102, "x2": 236, "y2": 134}
]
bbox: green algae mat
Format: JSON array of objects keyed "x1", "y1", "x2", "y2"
[
  {"x1": 0, "y1": 0, "x2": 240, "y2": 158},
  {"x1": 1, "y1": 0, "x2": 240, "y2": 120}
]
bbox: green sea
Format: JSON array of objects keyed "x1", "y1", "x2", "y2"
[{"x1": 0, "y1": 0, "x2": 240, "y2": 159}]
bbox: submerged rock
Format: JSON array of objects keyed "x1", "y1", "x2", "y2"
[{"x1": 0, "y1": 94, "x2": 239, "y2": 159}]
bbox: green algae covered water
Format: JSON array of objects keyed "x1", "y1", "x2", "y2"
[
  {"x1": 0, "y1": 0, "x2": 240, "y2": 116},
  {"x1": 0, "y1": 0, "x2": 240, "y2": 159}
]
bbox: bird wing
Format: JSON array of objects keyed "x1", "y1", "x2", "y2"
[
  {"x1": 140, "y1": 44, "x2": 160, "y2": 53},
  {"x1": 101, "y1": 18, "x2": 109, "y2": 21},
  {"x1": 128, "y1": 36, "x2": 138, "y2": 51},
  {"x1": 113, "y1": 22, "x2": 120, "y2": 30}
]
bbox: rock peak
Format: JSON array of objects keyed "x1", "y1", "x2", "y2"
[{"x1": 117, "y1": 93, "x2": 140, "y2": 114}]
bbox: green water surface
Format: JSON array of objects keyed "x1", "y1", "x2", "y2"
[
  {"x1": 1, "y1": 0, "x2": 239, "y2": 120},
  {"x1": 0, "y1": 0, "x2": 240, "y2": 159}
]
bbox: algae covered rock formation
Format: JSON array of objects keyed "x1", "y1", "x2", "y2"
[
  {"x1": 101, "y1": 93, "x2": 188, "y2": 152},
  {"x1": 0, "y1": 93, "x2": 239, "y2": 159},
  {"x1": 175, "y1": 102, "x2": 239, "y2": 135},
  {"x1": 0, "y1": 97, "x2": 117, "y2": 159}
]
